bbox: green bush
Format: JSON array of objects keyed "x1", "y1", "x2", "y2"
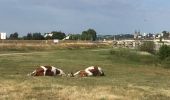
[
  {"x1": 110, "y1": 49, "x2": 142, "y2": 64},
  {"x1": 161, "y1": 57, "x2": 170, "y2": 68},
  {"x1": 139, "y1": 41, "x2": 155, "y2": 54},
  {"x1": 110, "y1": 48, "x2": 158, "y2": 65},
  {"x1": 158, "y1": 45, "x2": 170, "y2": 60}
]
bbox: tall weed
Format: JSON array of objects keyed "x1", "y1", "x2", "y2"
[
  {"x1": 138, "y1": 41, "x2": 155, "y2": 54},
  {"x1": 110, "y1": 48, "x2": 157, "y2": 65}
]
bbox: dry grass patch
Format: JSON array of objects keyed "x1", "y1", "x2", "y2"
[
  {"x1": 0, "y1": 80, "x2": 124, "y2": 100},
  {"x1": 1, "y1": 79, "x2": 170, "y2": 100}
]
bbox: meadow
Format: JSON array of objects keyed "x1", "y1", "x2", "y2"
[{"x1": 0, "y1": 43, "x2": 170, "y2": 100}]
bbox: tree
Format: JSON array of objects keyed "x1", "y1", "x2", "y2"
[
  {"x1": 26, "y1": 33, "x2": 33, "y2": 40},
  {"x1": 69, "y1": 34, "x2": 81, "y2": 40},
  {"x1": 81, "y1": 29, "x2": 97, "y2": 41},
  {"x1": 162, "y1": 31, "x2": 169, "y2": 39},
  {"x1": 87, "y1": 29, "x2": 97, "y2": 41},
  {"x1": 51, "y1": 31, "x2": 66, "y2": 40},
  {"x1": 9, "y1": 32, "x2": 19, "y2": 40},
  {"x1": 81, "y1": 31, "x2": 89, "y2": 40},
  {"x1": 32, "y1": 32, "x2": 44, "y2": 40}
]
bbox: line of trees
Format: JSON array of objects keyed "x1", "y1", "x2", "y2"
[
  {"x1": 69, "y1": 29, "x2": 97, "y2": 41},
  {"x1": 7, "y1": 30, "x2": 170, "y2": 41},
  {"x1": 162, "y1": 31, "x2": 170, "y2": 39},
  {"x1": 8, "y1": 31, "x2": 66, "y2": 40},
  {"x1": 7, "y1": 29, "x2": 97, "y2": 41}
]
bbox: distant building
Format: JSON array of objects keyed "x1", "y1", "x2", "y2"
[
  {"x1": 62, "y1": 35, "x2": 70, "y2": 40},
  {"x1": 143, "y1": 33, "x2": 146, "y2": 37},
  {"x1": 134, "y1": 30, "x2": 141, "y2": 39},
  {"x1": 0, "y1": 32, "x2": 7, "y2": 39},
  {"x1": 44, "y1": 33, "x2": 53, "y2": 38}
]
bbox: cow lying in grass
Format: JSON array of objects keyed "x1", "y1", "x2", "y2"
[
  {"x1": 68, "y1": 66, "x2": 105, "y2": 77},
  {"x1": 27, "y1": 66, "x2": 66, "y2": 76}
]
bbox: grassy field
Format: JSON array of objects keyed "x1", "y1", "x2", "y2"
[{"x1": 0, "y1": 47, "x2": 170, "y2": 100}]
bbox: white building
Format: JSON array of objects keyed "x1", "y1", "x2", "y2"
[
  {"x1": 143, "y1": 33, "x2": 146, "y2": 37},
  {"x1": 62, "y1": 35, "x2": 70, "y2": 40},
  {"x1": 44, "y1": 33, "x2": 53, "y2": 38},
  {"x1": 0, "y1": 32, "x2": 7, "y2": 39}
]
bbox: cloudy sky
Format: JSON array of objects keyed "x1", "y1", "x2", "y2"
[{"x1": 0, "y1": 0, "x2": 170, "y2": 35}]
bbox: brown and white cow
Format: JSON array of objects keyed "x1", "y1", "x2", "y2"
[
  {"x1": 69, "y1": 66, "x2": 105, "y2": 77},
  {"x1": 27, "y1": 66, "x2": 66, "y2": 76}
]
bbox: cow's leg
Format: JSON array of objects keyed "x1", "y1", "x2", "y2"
[{"x1": 73, "y1": 71, "x2": 81, "y2": 76}]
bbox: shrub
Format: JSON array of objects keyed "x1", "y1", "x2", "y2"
[
  {"x1": 161, "y1": 57, "x2": 170, "y2": 68},
  {"x1": 158, "y1": 45, "x2": 170, "y2": 60},
  {"x1": 110, "y1": 49, "x2": 140, "y2": 64},
  {"x1": 110, "y1": 48, "x2": 158, "y2": 65},
  {"x1": 139, "y1": 41, "x2": 155, "y2": 54}
]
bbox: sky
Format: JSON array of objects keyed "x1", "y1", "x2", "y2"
[{"x1": 0, "y1": 0, "x2": 170, "y2": 35}]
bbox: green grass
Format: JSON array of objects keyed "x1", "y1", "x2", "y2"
[
  {"x1": 110, "y1": 48, "x2": 160, "y2": 68},
  {"x1": 0, "y1": 48, "x2": 170, "y2": 100}
]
